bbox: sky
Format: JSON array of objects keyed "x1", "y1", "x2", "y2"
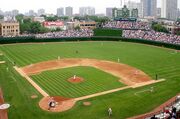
[{"x1": 0, "y1": 0, "x2": 180, "y2": 14}]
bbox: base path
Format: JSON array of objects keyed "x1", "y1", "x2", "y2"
[
  {"x1": 16, "y1": 58, "x2": 165, "y2": 112},
  {"x1": 38, "y1": 79, "x2": 165, "y2": 112},
  {"x1": 0, "y1": 88, "x2": 8, "y2": 119},
  {"x1": 75, "y1": 86, "x2": 130, "y2": 101},
  {"x1": 75, "y1": 79, "x2": 165, "y2": 101},
  {"x1": 14, "y1": 66, "x2": 49, "y2": 97},
  {"x1": 21, "y1": 58, "x2": 153, "y2": 86}
]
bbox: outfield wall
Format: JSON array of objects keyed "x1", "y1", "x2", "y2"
[
  {"x1": 0, "y1": 36, "x2": 179, "y2": 50},
  {"x1": 0, "y1": 37, "x2": 90, "y2": 44}
]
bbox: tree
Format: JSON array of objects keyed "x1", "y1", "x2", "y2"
[
  {"x1": 74, "y1": 16, "x2": 86, "y2": 21},
  {"x1": 16, "y1": 14, "x2": 24, "y2": 23},
  {"x1": 152, "y1": 23, "x2": 169, "y2": 33},
  {"x1": 20, "y1": 23, "x2": 31, "y2": 33},
  {"x1": 55, "y1": 27, "x2": 62, "y2": 31},
  {"x1": 176, "y1": 30, "x2": 180, "y2": 35},
  {"x1": 29, "y1": 22, "x2": 42, "y2": 34},
  {"x1": 74, "y1": 26, "x2": 81, "y2": 30},
  {"x1": 18, "y1": 17, "x2": 50, "y2": 34},
  {"x1": 58, "y1": 16, "x2": 69, "y2": 21},
  {"x1": 19, "y1": 18, "x2": 32, "y2": 33},
  {"x1": 39, "y1": 27, "x2": 50, "y2": 33},
  {"x1": 45, "y1": 16, "x2": 58, "y2": 21},
  {"x1": 177, "y1": 18, "x2": 180, "y2": 22},
  {"x1": 85, "y1": 15, "x2": 110, "y2": 24},
  {"x1": 23, "y1": 18, "x2": 31, "y2": 24}
]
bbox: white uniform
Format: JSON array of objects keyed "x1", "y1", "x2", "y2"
[{"x1": 108, "y1": 108, "x2": 112, "y2": 116}]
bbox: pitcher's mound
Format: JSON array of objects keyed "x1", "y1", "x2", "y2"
[{"x1": 68, "y1": 77, "x2": 84, "y2": 83}]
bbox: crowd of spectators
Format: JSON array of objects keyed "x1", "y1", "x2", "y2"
[
  {"x1": 103, "y1": 21, "x2": 151, "y2": 30},
  {"x1": 35, "y1": 29, "x2": 93, "y2": 38},
  {"x1": 147, "y1": 96, "x2": 180, "y2": 119},
  {"x1": 103, "y1": 21, "x2": 179, "y2": 45},
  {"x1": 1, "y1": 20, "x2": 179, "y2": 45},
  {"x1": 123, "y1": 30, "x2": 180, "y2": 45}
]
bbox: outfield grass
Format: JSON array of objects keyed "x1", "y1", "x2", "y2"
[
  {"x1": 0, "y1": 56, "x2": 3, "y2": 61},
  {"x1": 0, "y1": 41, "x2": 180, "y2": 119},
  {"x1": 1, "y1": 42, "x2": 179, "y2": 79},
  {"x1": 31, "y1": 66, "x2": 124, "y2": 98},
  {"x1": 0, "y1": 50, "x2": 3, "y2": 61}
]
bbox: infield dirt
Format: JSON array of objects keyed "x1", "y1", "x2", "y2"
[
  {"x1": 16, "y1": 58, "x2": 165, "y2": 112},
  {"x1": 21, "y1": 58, "x2": 152, "y2": 86}
]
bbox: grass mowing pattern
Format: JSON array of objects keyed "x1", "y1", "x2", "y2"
[
  {"x1": 0, "y1": 60, "x2": 43, "y2": 119},
  {"x1": 0, "y1": 42, "x2": 180, "y2": 119},
  {"x1": 0, "y1": 51, "x2": 3, "y2": 61},
  {"x1": 1, "y1": 42, "x2": 180, "y2": 80},
  {"x1": 0, "y1": 60, "x2": 180, "y2": 119},
  {"x1": 31, "y1": 66, "x2": 124, "y2": 98},
  {"x1": 0, "y1": 56, "x2": 3, "y2": 61}
]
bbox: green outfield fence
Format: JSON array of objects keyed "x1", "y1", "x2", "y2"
[{"x1": 0, "y1": 36, "x2": 179, "y2": 50}]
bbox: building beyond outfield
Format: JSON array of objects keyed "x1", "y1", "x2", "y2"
[{"x1": 0, "y1": 21, "x2": 20, "y2": 37}]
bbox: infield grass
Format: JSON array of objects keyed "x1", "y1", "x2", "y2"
[
  {"x1": 0, "y1": 41, "x2": 180, "y2": 119},
  {"x1": 31, "y1": 66, "x2": 124, "y2": 98}
]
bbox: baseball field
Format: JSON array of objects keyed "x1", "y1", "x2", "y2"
[{"x1": 0, "y1": 41, "x2": 180, "y2": 119}]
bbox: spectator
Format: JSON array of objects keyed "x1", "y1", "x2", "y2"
[
  {"x1": 103, "y1": 21, "x2": 151, "y2": 30},
  {"x1": 35, "y1": 29, "x2": 93, "y2": 38},
  {"x1": 122, "y1": 30, "x2": 180, "y2": 45},
  {"x1": 108, "y1": 107, "x2": 112, "y2": 117}
]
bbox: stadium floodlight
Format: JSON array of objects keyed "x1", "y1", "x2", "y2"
[{"x1": 0, "y1": 103, "x2": 10, "y2": 110}]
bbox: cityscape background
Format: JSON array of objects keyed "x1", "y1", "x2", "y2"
[
  {"x1": 0, "y1": 0, "x2": 180, "y2": 17},
  {"x1": 0, "y1": 0, "x2": 179, "y2": 47}
]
